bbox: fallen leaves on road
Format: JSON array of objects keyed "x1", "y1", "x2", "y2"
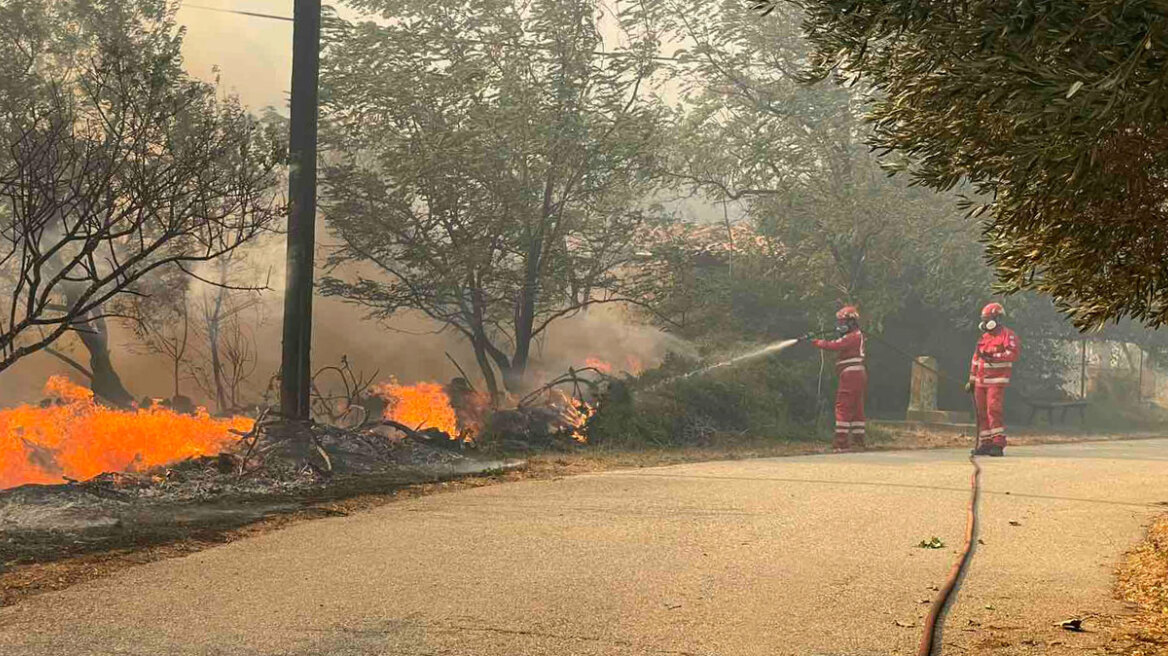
[
  {"x1": 918, "y1": 536, "x2": 945, "y2": 549},
  {"x1": 1009, "y1": 520, "x2": 1022, "y2": 526}
]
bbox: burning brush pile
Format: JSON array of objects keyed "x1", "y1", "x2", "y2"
[
  {"x1": 313, "y1": 356, "x2": 601, "y2": 451},
  {"x1": 0, "y1": 363, "x2": 610, "y2": 500}
]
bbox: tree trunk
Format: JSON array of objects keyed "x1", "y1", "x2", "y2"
[
  {"x1": 208, "y1": 298, "x2": 228, "y2": 412},
  {"x1": 466, "y1": 272, "x2": 504, "y2": 403},
  {"x1": 210, "y1": 342, "x2": 226, "y2": 410},
  {"x1": 470, "y1": 335, "x2": 501, "y2": 404},
  {"x1": 74, "y1": 314, "x2": 134, "y2": 407},
  {"x1": 173, "y1": 303, "x2": 190, "y2": 400},
  {"x1": 509, "y1": 239, "x2": 541, "y2": 393},
  {"x1": 61, "y1": 283, "x2": 133, "y2": 407}
]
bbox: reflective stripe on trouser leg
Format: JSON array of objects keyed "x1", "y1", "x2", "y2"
[{"x1": 985, "y1": 385, "x2": 1007, "y2": 447}]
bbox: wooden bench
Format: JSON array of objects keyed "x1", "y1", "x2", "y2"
[{"x1": 1025, "y1": 400, "x2": 1088, "y2": 426}]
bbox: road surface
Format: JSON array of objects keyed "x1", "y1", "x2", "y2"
[{"x1": 2, "y1": 439, "x2": 1166, "y2": 655}]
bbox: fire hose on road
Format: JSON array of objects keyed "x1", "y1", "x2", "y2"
[
  {"x1": 917, "y1": 452, "x2": 981, "y2": 655},
  {"x1": 645, "y1": 331, "x2": 987, "y2": 654},
  {"x1": 864, "y1": 333, "x2": 985, "y2": 656}
]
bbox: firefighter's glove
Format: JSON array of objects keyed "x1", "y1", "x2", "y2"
[{"x1": 964, "y1": 381, "x2": 974, "y2": 393}]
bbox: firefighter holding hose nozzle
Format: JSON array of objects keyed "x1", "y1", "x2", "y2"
[
  {"x1": 965, "y1": 302, "x2": 1020, "y2": 457},
  {"x1": 803, "y1": 306, "x2": 867, "y2": 453}
]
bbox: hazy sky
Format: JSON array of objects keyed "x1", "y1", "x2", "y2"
[
  {"x1": 177, "y1": 1, "x2": 295, "y2": 111},
  {"x1": 175, "y1": 0, "x2": 682, "y2": 112}
]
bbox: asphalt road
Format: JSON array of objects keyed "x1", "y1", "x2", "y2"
[{"x1": 2, "y1": 439, "x2": 1166, "y2": 656}]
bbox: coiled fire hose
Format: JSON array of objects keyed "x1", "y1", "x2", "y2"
[{"x1": 862, "y1": 333, "x2": 984, "y2": 656}]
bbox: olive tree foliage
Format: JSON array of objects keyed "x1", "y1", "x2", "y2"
[
  {"x1": 748, "y1": 0, "x2": 1168, "y2": 329},
  {"x1": 318, "y1": 0, "x2": 670, "y2": 398},
  {"x1": 0, "y1": 0, "x2": 283, "y2": 401}
]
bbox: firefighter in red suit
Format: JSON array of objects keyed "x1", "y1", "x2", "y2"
[
  {"x1": 808, "y1": 306, "x2": 867, "y2": 452},
  {"x1": 965, "y1": 302, "x2": 1020, "y2": 457}
]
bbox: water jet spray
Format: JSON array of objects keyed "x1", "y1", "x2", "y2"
[{"x1": 644, "y1": 338, "x2": 804, "y2": 391}]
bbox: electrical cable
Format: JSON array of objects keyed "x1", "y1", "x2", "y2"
[
  {"x1": 181, "y1": 3, "x2": 687, "y2": 63},
  {"x1": 184, "y1": 3, "x2": 294, "y2": 22}
]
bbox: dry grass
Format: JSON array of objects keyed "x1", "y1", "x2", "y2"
[{"x1": 1110, "y1": 514, "x2": 1168, "y2": 655}]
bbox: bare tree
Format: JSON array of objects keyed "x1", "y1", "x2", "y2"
[
  {"x1": 0, "y1": 0, "x2": 283, "y2": 393},
  {"x1": 188, "y1": 256, "x2": 267, "y2": 413},
  {"x1": 218, "y1": 312, "x2": 259, "y2": 411},
  {"x1": 125, "y1": 272, "x2": 192, "y2": 401}
]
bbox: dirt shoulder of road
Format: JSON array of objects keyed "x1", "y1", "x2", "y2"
[
  {"x1": 0, "y1": 426, "x2": 1161, "y2": 611},
  {"x1": 1106, "y1": 513, "x2": 1168, "y2": 655}
]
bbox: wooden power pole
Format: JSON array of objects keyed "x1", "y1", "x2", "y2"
[{"x1": 280, "y1": 0, "x2": 322, "y2": 421}]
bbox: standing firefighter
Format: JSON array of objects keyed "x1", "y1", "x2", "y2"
[
  {"x1": 965, "y1": 302, "x2": 1020, "y2": 457},
  {"x1": 808, "y1": 306, "x2": 867, "y2": 452}
]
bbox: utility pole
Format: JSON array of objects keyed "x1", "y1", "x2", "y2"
[{"x1": 280, "y1": 0, "x2": 322, "y2": 421}]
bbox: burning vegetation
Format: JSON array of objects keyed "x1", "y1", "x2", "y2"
[
  {"x1": 0, "y1": 358, "x2": 620, "y2": 493},
  {"x1": 0, "y1": 377, "x2": 252, "y2": 489},
  {"x1": 373, "y1": 380, "x2": 460, "y2": 438}
]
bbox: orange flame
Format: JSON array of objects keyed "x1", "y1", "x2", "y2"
[
  {"x1": 584, "y1": 357, "x2": 613, "y2": 374},
  {"x1": 624, "y1": 355, "x2": 645, "y2": 375},
  {"x1": 0, "y1": 376, "x2": 253, "y2": 490},
  {"x1": 584, "y1": 356, "x2": 645, "y2": 376},
  {"x1": 541, "y1": 388, "x2": 593, "y2": 444},
  {"x1": 373, "y1": 380, "x2": 459, "y2": 438}
]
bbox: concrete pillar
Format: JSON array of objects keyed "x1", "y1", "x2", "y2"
[
  {"x1": 908, "y1": 356, "x2": 938, "y2": 413},
  {"x1": 904, "y1": 355, "x2": 970, "y2": 423}
]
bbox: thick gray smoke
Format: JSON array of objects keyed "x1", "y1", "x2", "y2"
[{"x1": 0, "y1": 240, "x2": 686, "y2": 409}]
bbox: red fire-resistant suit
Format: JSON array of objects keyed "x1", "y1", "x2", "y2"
[
  {"x1": 969, "y1": 327, "x2": 1020, "y2": 449},
  {"x1": 813, "y1": 331, "x2": 867, "y2": 450}
]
